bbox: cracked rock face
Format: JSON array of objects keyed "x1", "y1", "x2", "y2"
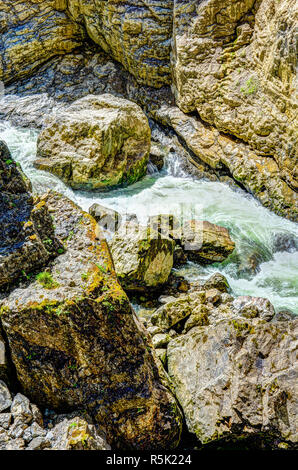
[
  {"x1": 0, "y1": 0, "x2": 84, "y2": 84},
  {"x1": 66, "y1": 0, "x2": 174, "y2": 87},
  {"x1": 173, "y1": 0, "x2": 297, "y2": 202},
  {"x1": 165, "y1": 291, "x2": 298, "y2": 447}
]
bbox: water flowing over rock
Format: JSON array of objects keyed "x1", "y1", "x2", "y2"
[
  {"x1": 35, "y1": 94, "x2": 151, "y2": 191},
  {"x1": 110, "y1": 222, "x2": 175, "y2": 292},
  {"x1": 0, "y1": 191, "x2": 182, "y2": 450}
]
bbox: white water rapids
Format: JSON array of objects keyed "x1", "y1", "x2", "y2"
[{"x1": 0, "y1": 121, "x2": 297, "y2": 314}]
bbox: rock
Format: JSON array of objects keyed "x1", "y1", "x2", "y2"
[
  {"x1": 152, "y1": 334, "x2": 171, "y2": 349},
  {"x1": 232, "y1": 296, "x2": 275, "y2": 322},
  {"x1": 0, "y1": 141, "x2": 62, "y2": 288},
  {"x1": 0, "y1": 413, "x2": 12, "y2": 430},
  {"x1": 151, "y1": 291, "x2": 207, "y2": 332},
  {"x1": 147, "y1": 214, "x2": 181, "y2": 239},
  {"x1": 202, "y1": 273, "x2": 230, "y2": 293},
  {"x1": 11, "y1": 394, "x2": 33, "y2": 425},
  {"x1": 173, "y1": 245, "x2": 188, "y2": 267},
  {"x1": 0, "y1": 381, "x2": 12, "y2": 412},
  {"x1": 0, "y1": 192, "x2": 182, "y2": 450},
  {"x1": 0, "y1": 331, "x2": 9, "y2": 383},
  {"x1": 109, "y1": 223, "x2": 175, "y2": 292},
  {"x1": 172, "y1": 0, "x2": 297, "y2": 196},
  {"x1": 149, "y1": 142, "x2": 168, "y2": 170},
  {"x1": 274, "y1": 311, "x2": 296, "y2": 322},
  {"x1": 156, "y1": 105, "x2": 298, "y2": 222},
  {"x1": 167, "y1": 315, "x2": 298, "y2": 448},
  {"x1": 155, "y1": 349, "x2": 167, "y2": 366},
  {"x1": 46, "y1": 416, "x2": 110, "y2": 450},
  {"x1": 272, "y1": 233, "x2": 298, "y2": 254},
  {"x1": 35, "y1": 94, "x2": 151, "y2": 191},
  {"x1": 0, "y1": 0, "x2": 84, "y2": 85},
  {"x1": 66, "y1": 0, "x2": 173, "y2": 87},
  {"x1": 89, "y1": 203, "x2": 122, "y2": 233},
  {"x1": 26, "y1": 437, "x2": 50, "y2": 451},
  {"x1": 180, "y1": 220, "x2": 235, "y2": 264}
]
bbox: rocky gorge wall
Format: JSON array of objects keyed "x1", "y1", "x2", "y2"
[{"x1": 0, "y1": 0, "x2": 296, "y2": 221}]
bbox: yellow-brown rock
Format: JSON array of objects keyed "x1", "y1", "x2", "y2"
[
  {"x1": 0, "y1": 0, "x2": 84, "y2": 84},
  {"x1": 66, "y1": 0, "x2": 173, "y2": 87},
  {"x1": 172, "y1": 0, "x2": 298, "y2": 195}
]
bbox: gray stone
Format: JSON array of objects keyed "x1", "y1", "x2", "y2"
[{"x1": 0, "y1": 380, "x2": 12, "y2": 412}]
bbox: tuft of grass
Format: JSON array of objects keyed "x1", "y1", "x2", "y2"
[
  {"x1": 240, "y1": 77, "x2": 258, "y2": 95},
  {"x1": 36, "y1": 272, "x2": 60, "y2": 289}
]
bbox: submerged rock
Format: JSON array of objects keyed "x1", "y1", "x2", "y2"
[
  {"x1": 0, "y1": 193, "x2": 182, "y2": 450},
  {"x1": 0, "y1": 141, "x2": 62, "y2": 288},
  {"x1": 35, "y1": 94, "x2": 151, "y2": 191},
  {"x1": 110, "y1": 222, "x2": 175, "y2": 292}
]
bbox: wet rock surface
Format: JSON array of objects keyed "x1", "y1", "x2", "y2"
[{"x1": 0, "y1": 141, "x2": 62, "y2": 288}]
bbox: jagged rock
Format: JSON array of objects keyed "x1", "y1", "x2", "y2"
[
  {"x1": 110, "y1": 222, "x2": 175, "y2": 292},
  {"x1": 172, "y1": 0, "x2": 298, "y2": 194},
  {"x1": 0, "y1": 141, "x2": 62, "y2": 287},
  {"x1": 0, "y1": 0, "x2": 84, "y2": 85},
  {"x1": 89, "y1": 203, "x2": 122, "y2": 233},
  {"x1": 151, "y1": 291, "x2": 207, "y2": 332},
  {"x1": 0, "y1": 380, "x2": 11, "y2": 412},
  {"x1": 156, "y1": 105, "x2": 298, "y2": 222},
  {"x1": 66, "y1": 0, "x2": 173, "y2": 87},
  {"x1": 0, "y1": 192, "x2": 182, "y2": 450},
  {"x1": 35, "y1": 94, "x2": 151, "y2": 191},
  {"x1": 180, "y1": 220, "x2": 235, "y2": 264},
  {"x1": 46, "y1": 416, "x2": 110, "y2": 450},
  {"x1": 167, "y1": 311, "x2": 298, "y2": 448},
  {"x1": 232, "y1": 296, "x2": 275, "y2": 322}
]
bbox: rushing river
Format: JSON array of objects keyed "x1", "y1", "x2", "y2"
[{"x1": 0, "y1": 121, "x2": 297, "y2": 314}]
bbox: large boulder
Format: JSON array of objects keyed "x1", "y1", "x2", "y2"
[
  {"x1": 0, "y1": 0, "x2": 84, "y2": 85},
  {"x1": 172, "y1": 0, "x2": 297, "y2": 201},
  {"x1": 66, "y1": 0, "x2": 174, "y2": 87},
  {"x1": 165, "y1": 292, "x2": 298, "y2": 448},
  {"x1": 109, "y1": 222, "x2": 175, "y2": 292},
  {"x1": 0, "y1": 141, "x2": 62, "y2": 288},
  {"x1": 0, "y1": 192, "x2": 182, "y2": 450},
  {"x1": 35, "y1": 94, "x2": 151, "y2": 190}
]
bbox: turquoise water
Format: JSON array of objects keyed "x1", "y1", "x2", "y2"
[{"x1": 0, "y1": 121, "x2": 297, "y2": 314}]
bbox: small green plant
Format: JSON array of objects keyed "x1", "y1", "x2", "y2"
[
  {"x1": 36, "y1": 272, "x2": 59, "y2": 289},
  {"x1": 240, "y1": 77, "x2": 258, "y2": 95},
  {"x1": 5, "y1": 159, "x2": 13, "y2": 165},
  {"x1": 43, "y1": 238, "x2": 53, "y2": 246},
  {"x1": 96, "y1": 263, "x2": 107, "y2": 273}
]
